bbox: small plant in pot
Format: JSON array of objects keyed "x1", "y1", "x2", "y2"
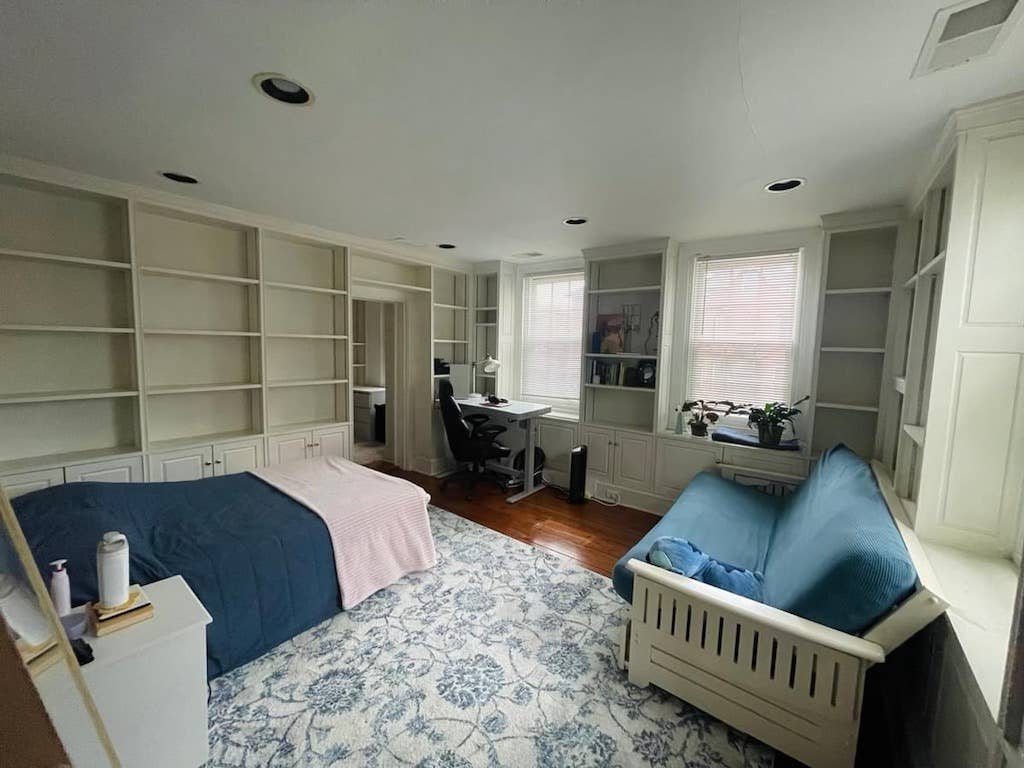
[
  {"x1": 682, "y1": 400, "x2": 720, "y2": 437},
  {"x1": 741, "y1": 396, "x2": 809, "y2": 447}
]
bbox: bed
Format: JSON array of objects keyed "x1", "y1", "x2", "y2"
[{"x1": 13, "y1": 457, "x2": 435, "y2": 679}]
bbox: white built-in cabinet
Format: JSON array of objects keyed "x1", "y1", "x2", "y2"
[
  {"x1": 149, "y1": 437, "x2": 264, "y2": 482},
  {"x1": 0, "y1": 457, "x2": 144, "y2": 499},
  {"x1": 0, "y1": 467, "x2": 67, "y2": 499},
  {"x1": 579, "y1": 426, "x2": 655, "y2": 492},
  {"x1": 654, "y1": 440, "x2": 719, "y2": 498},
  {"x1": 267, "y1": 426, "x2": 351, "y2": 465},
  {"x1": 65, "y1": 457, "x2": 144, "y2": 484}
]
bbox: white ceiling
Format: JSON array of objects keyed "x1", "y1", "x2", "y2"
[{"x1": 1, "y1": 1, "x2": 1022, "y2": 262}]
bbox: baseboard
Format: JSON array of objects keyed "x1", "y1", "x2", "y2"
[{"x1": 591, "y1": 482, "x2": 674, "y2": 516}]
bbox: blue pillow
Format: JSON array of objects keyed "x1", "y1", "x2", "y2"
[{"x1": 647, "y1": 537, "x2": 764, "y2": 601}]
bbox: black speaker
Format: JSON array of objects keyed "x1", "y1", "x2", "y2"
[{"x1": 568, "y1": 444, "x2": 586, "y2": 504}]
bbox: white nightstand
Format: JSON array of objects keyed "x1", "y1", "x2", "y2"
[{"x1": 79, "y1": 575, "x2": 212, "y2": 768}]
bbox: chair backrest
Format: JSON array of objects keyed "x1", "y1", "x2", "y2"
[{"x1": 437, "y1": 380, "x2": 474, "y2": 460}]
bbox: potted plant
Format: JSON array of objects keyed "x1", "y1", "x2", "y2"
[
  {"x1": 682, "y1": 400, "x2": 720, "y2": 437},
  {"x1": 740, "y1": 396, "x2": 809, "y2": 447}
]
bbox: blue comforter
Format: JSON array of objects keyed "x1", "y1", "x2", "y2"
[{"x1": 13, "y1": 473, "x2": 340, "y2": 679}]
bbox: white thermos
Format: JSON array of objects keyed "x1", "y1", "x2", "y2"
[{"x1": 97, "y1": 531, "x2": 130, "y2": 609}]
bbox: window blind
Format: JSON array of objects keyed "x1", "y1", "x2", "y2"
[
  {"x1": 686, "y1": 251, "x2": 801, "y2": 406},
  {"x1": 521, "y1": 272, "x2": 585, "y2": 413}
]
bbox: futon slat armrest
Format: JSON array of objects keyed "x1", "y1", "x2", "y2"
[{"x1": 626, "y1": 559, "x2": 886, "y2": 663}]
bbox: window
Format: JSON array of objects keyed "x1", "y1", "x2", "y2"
[
  {"x1": 521, "y1": 271, "x2": 585, "y2": 415},
  {"x1": 686, "y1": 251, "x2": 801, "y2": 406}
]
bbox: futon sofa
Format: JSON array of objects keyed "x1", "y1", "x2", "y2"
[{"x1": 614, "y1": 445, "x2": 947, "y2": 768}]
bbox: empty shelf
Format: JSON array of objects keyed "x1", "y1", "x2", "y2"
[
  {"x1": 140, "y1": 266, "x2": 258, "y2": 284},
  {"x1": 0, "y1": 389, "x2": 138, "y2": 405},
  {"x1": 265, "y1": 281, "x2": 346, "y2": 295},
  {"x1": 0, "y1": 248, "x2": 131, "y2": 270}
]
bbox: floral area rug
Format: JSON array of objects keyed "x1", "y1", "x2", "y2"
[{"x1": 207, "y1": 506, "x2": 773, "y2": 767}]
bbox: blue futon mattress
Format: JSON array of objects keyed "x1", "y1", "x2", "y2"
[{"x1": 13, "y1": 473, "x2": 341, "y2": 679}]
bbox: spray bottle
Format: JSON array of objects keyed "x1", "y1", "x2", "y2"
[{"x1": 49, "y1": 559, "x2": 71, "y2": 616}]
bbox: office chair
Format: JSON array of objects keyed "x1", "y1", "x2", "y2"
[{"x1": 437, "y1": 379, "x2": 511, "y2": 499}]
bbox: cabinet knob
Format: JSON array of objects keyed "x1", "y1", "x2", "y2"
[
  {"x1": 215, "y1": 460, "x2": 223, "y2": 464},
  {"x1": 312, "y1": 442, "x2": 321, "y2": 447},
  {"x1": 203, "y1": 461, "x2": 213, "y2": 466}
]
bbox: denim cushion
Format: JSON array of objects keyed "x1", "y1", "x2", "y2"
[
  {"x1": 762, "y1": 445, "x2": 916, "y2": 633},
  {"x1": 612, "y1": 472, "x2": 782, "y2": 603}
]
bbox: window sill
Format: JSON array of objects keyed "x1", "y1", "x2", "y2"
[
  {"x1": 539, "y1": 412, "x2": 579, "y2": 423},
  {"x1": 919, "y1": 540, "x2": 1018, "y2": 719}
]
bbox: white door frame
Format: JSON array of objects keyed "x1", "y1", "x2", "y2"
[{"x1": 350, "y1": 283, "x2": 420, "y2": 470}]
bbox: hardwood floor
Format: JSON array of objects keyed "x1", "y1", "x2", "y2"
[{"x1": 368, "y1": 462, "x2": 659, "y2": 577}]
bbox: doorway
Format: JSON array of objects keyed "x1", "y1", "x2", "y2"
[{"x1": 352, "y1": 299, "x2": 393, "y2": 465}]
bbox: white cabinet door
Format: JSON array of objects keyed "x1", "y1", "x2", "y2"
[
  {"x1": 580, "y1": 426, "x2": 613, "y2": 479},
  {"x1": 267, "y1": 432, "x2": 311, "y2": 465},
  {"x1": 655, "y1": 439, "x2": 721, "y2": 498},
  {"x1": 0, "y1": 467, "x2": 65, "y2": 499},
  {"x1": 314, "y1": 426, "x2": 350, "y2": 460},
  {"x1": 213, "y1": 438, "x2": 264, "y2": 476},
  {"x1": 66, "y1": 457, "x2": 145, "y2": 484},
  {"x1": 536, "y1": 418, "x2": 579, "y2": 475},
  {"x1": 721, "y1": 446, "x2": 807, "y2": 477},
  {"x1": 150, "y1": 447, "x2": 214, "y2": 482},
  {"x1": 613, "y1": 432, "x2": 655, "y2": 492}
]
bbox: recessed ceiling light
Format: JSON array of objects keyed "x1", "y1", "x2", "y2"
[
  {"x1": 563, "y1": 217, "x2": 588, "y2": 225},
  {"x1": 252, "y1": 73, "x2": 313, "y2": 106},
  {"x1": 437, "y1": 243, "x2": 457, "y2": 250},
  {"x1": 160, "y1": 171, "x2": 199, "y2": 184},
  {"x1": 764, "y1": 178, "x2": 805, "y2": 193}
]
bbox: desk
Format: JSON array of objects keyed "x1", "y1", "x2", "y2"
[{"x1": 455, "y1": 397, "x2": 551, "y2": 503}]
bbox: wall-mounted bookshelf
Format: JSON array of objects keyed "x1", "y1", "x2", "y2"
[
  {"x1": 811, "y1": 222, "x2": 898, "y2": 459},
  {"x1": 0, "y1": 175, "x2": 141, "y2": 468}
]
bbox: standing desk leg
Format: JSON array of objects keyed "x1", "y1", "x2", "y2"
[{"x1": 506, "y1": 417, "x2": 545, "y2": 503}]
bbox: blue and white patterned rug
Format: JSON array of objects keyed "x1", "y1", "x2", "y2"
[{"x1": 208, "y1": 506, "x2": 772, "y2": 767}]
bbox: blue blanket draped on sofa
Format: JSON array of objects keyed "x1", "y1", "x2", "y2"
[{"x1": 13, "y1": 473, "x2": 340, "y2": 679}]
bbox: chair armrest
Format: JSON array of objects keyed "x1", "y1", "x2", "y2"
[
  {"x1": 464, "y1": 414, "x2": 490, "y2": 427},
  {"x1": 626, "y1": 559, "x2": 886, "y2": 663},
  {"x1": 474, "y1": 424, "x2": 507, "y2": 440}
]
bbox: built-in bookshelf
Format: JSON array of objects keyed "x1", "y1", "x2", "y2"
[
  {"x1": 581, "y1": 247, "x2": 671, "y2": 434},
  {"x1": 431, "y1": 268, "x2": 469, "y2": 396},
  {"x1": 136, "y1": 206, "x2": 265, "y2": 448},
  {"x1": 262, "y1": 234, "x2": 349, "y2": 431},
  {"x1": 811, "y1": 220, "x2": 899, "y2": 458},
  {"x1": 473, "y1": 271, "x2": 499, "y2": 395},
  {"x1": 890, "y1": 179, "x2": 951, "y2": 509},
  {"x1": 0, "y1": 175, "x2": 141, "y2": 469}
]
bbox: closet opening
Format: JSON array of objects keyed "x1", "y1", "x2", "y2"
[{"x1": 351, "y1": 299, "x2": 395, "y2": 465}]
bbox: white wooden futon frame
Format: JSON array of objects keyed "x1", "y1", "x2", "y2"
[{"x1": 617, "y1": 462, "x2": 947, "y2": 768}]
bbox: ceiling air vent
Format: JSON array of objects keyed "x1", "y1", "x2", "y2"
[{"x1": 912, "y1": 0, "x2": 1022, "y2": 77}]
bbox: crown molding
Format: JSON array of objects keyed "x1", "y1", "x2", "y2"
[{"x1": 0, "y1": 153, "x2": 475, "y2": 272}]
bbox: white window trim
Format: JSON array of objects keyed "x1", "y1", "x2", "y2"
[
  {"x1": 510, "y1": 258, "x2": 585, "y2": 420},
  {"x1": 670, "y1": 228, "x2": 824, "y2": 437}
]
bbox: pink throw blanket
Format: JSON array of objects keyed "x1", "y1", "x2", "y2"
[{"x1": 253, "y1": 456, "x2": 436, "y2": 609}]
